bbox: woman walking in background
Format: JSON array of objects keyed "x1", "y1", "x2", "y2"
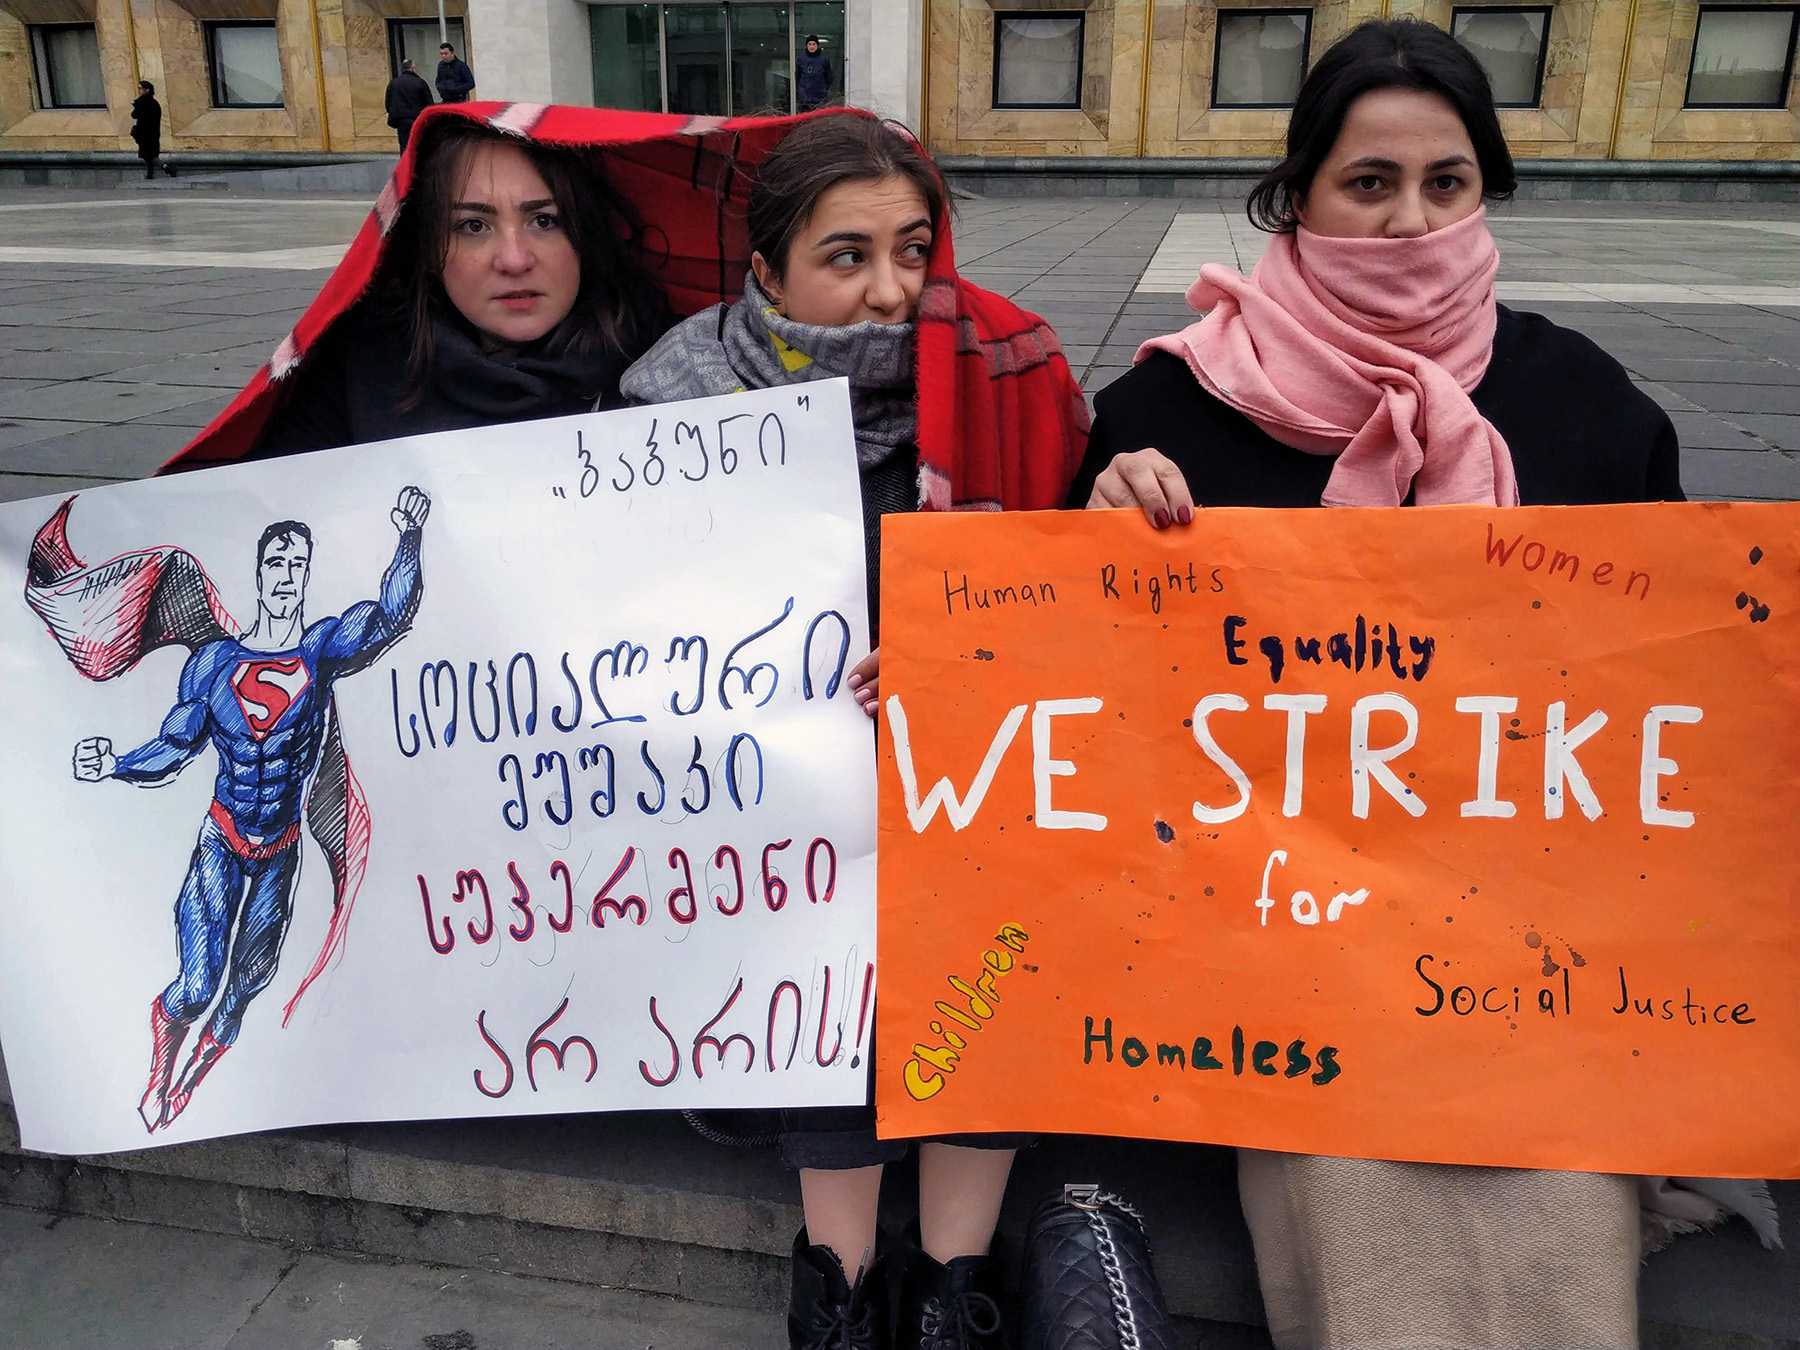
[{"x1": 131, "y1": 81, "x2": 173, "y2": 180}]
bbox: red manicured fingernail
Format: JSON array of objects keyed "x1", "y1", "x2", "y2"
[
  {"x1": 1178, "y1": 506, "x2": 1193, "y2": 525},
  {"x1": 1154, "y1": 509, "x2": 1170, "y2": 530}
]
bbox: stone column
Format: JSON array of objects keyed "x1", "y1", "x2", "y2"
[
  {"x1": 465, "y1": 0, "x2": 593, "y2": 105},
  {"x1": 847, "y1": 0, "x2": 923, "y2": 127}
]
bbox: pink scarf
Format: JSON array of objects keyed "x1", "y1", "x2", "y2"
[{"x1": 1137, "y1": 207, "x2": 1518, "y2": 507}]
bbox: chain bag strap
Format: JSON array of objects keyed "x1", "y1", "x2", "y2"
[{"x1": 1020, "y1": 1183, "x2": 1179, "y2": 1350}]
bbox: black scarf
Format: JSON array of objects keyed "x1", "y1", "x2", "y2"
[{"x1": 341, "y1": 309, "x2": 627, "y2": 445}]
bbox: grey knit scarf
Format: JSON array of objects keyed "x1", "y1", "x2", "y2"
[{"x1": 619, "y1": 272, "x2": 917, "y2": 471}]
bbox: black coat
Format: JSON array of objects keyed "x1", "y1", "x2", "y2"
[
  {"x1": 795, "y1": 49, "x2": 832, "y2": 107},
  {"x1": 385, "y1": 71, "x2": 434, "y2": 130},
  {"x1": 1071, "y1": 306, "x2": 1683, "y2": 509},
  {"x1": 435, "y1": 57, "x2": 475, "y2": 103},
  {"x1": 131, "y1": 94, "x2": 162, "y2": 160}
]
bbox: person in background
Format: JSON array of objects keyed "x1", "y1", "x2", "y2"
[
  {"x1": 436, "y1": 42, "x2": 475, "y2": 104},
  {"x1": 385, "y1": 58, "x2": 434, "y2": 151},
  {"x1": 131, "y1": 81, "x2": 174, "y2": 180},
  {"x1": 624, "y1": 112, "x2": 1088, "y2": 1350},
  {"x1": 796, "y1": 34, "x2": 832, "y2": 113},
  {"x1": 1074, "y1": 18, "x2": 1776, "y2": 1350}
]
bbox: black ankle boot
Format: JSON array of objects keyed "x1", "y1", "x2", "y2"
[
  {"x1": 788, "y1": 1227, "x2": 890, "y2": 1350},
  {"x1": 896, "y1": 1246, "x2": 1007, "y2": 1350}
]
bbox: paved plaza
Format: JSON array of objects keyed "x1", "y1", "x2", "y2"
[{"x1": 0, "y1": 188, "x2": 1797, "y2": 504}]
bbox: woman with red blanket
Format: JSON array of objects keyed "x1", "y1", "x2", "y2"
[
  {"x1": 169, "y1": 103, "x2": 1087, "y2": 1350},
  {"x1": 623, "y1": 113, "x2": 1087, "y2": 1350},
  {"x1": 241, "y1": 121, "x2": 669, "y2": 457}
]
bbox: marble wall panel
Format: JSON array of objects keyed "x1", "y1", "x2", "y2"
[
  {"x1": 0, "y1": 0, "x2": 141, "y2": 145},
  {"x1": 1621, "y1": 0, "x2": 1800, "y2": 157},
  {"x1": 932, "y1": 0, "x2": 1137, "y2": 152}
]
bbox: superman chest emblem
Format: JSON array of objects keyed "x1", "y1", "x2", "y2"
[{"x1": 231, "y1": 657, "x2": 311, "y2": 740}]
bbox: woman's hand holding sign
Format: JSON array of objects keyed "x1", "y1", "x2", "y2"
[
  {"x1": 1086, "y1": 448, "x2": 1195, "y2": 530},
  {"x1": 848, "y1": 649, "x2": 878, "y2": 719}
]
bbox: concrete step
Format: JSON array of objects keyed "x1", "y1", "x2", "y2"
[
  {"x1": 1, "y1": 1090, "x2": 1794, "y2": 1347},
  {"x1": 131, "y1": 176, "x2": 240, "y2": 192},
  {"x1": 0, "y1": 1204, "x2": 787, "y2": 1350}
]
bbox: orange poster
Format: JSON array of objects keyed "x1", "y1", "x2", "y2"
[{"x1": 874, "y1": 503, "x2": 1800, "y2": 1178}]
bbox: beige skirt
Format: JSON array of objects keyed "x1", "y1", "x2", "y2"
[{"x1": 1237, "y1": 1151, "x2": 1641, "y2": 1350}]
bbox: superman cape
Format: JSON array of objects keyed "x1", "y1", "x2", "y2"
[
  {"x1": 161, "y1": 103, "x2": 1087, "y2": 512},
  {"x1": 25, "y1": 496, "x2": 369, "y2": 1027}
]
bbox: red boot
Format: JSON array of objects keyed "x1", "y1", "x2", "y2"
[
  {"x1": 137, "y1": 997, "x2": 188, "y2": 1133},
  {"x1": 163, "y1": 1028, "x2": 229, "y2": 1126}
]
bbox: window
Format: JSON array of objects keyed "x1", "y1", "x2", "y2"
[
  {"x1": 390, "y1": 18, "x2": 467, "y2": 84},
  {"x1": 589, "y1": 4, "x2": 660, "y2": 111},
  {"x1": 587, "y1": 4, "x2": 847, "y2": 115},
  {"x1": 1213, "y1": 10, "x2": 1311, "y2": 109},
  {"x1": 1685, "y1": 6, "x2": 1799, "y2": 108},
  {"x1": 1453, "y1": 7, "x2": 1551, "y2": 107},
  {"x1": 206, "y1": 21, "x2": 284, "y2": 109},
  {"x1": 993, "y1": 13, "x2": 1085, "y2": 110},
  {"x1": 29, "y1": 24, "x2": 106, "y2": 110}
]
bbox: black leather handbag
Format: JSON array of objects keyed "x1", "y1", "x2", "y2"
[{"x1": 1019, "y1": 1184, "x2": 1179, "y2": 1350}]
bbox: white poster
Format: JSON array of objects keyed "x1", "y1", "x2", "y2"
[{"x1": 0, "y1": 380, "x2": 876, "y2": 1156}]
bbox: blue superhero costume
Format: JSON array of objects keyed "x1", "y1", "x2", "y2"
[{"x1": 108, "y1": 527, "x2": 423, "y2": 1130}]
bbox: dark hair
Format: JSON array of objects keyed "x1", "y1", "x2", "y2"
[
  {"x1": 139, "y1": 80, "x2": 154, "y2": 94},
  {"x1": 257, "y1": 521, "x2": 312, "y2": 563},
  {"x1": 389, "y1": 120, "x2": 669, "y2": 401},
  {"x1": 1247, "y1": 18, "x2": 1516, "y2": 233},
  {"x1": 805, "y1": 34, "x2": 819, "y2": 43},
  {"x1": 439, "y1": 42, "x2": 455, "y2": 53},
  {"x1": 747, "y1": 114, "x2": 946, "y2": 281}
]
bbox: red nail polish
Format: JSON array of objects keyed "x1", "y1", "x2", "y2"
[
  {"x1": 1154, "y1": 509, "x2": 1170, "y2": 530},
  {"x1": 1178, "y1": 506, "x2": 1193, "y2": 525}
]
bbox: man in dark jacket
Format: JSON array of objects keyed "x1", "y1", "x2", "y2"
[
  {"x1": 385, "y1": 59, "x2": 434, "y2": 149},
  {"x1": 131, "y1": 81, "x2": 174, "y2": 180},
  {"x1": 435, "y1": 43, "x2": 475, "y2": 104},
  {"x1": 795, "y1": 35, "x2": 831, "y2": 111}
]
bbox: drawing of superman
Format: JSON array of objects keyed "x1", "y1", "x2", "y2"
[{"x1": 55, "y1": 487, "x2": 430, "y2": 1131}]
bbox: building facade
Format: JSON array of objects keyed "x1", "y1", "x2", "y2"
[
  {"x1": 2, "y1": 0, "x2": 1795, "y2": 160},
  {"x1": 0, "y1": 0, "x2": 911, "y2": 153},
  {"x1": 925, "y1": 0, "x2": 1800, "y2": 162},
  {"x1": 1, "y1": 1, "x2": 475, "y2": 152}
]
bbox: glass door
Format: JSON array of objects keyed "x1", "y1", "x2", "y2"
[
  {"x1": 665, "y1": 5, "x2": 727, "y2": 116},
  {"x1": 390, "y1": 19, "x2": 468, "y2": 84},
  {"x1": 730, "y1": 4, "x2": 793, "y2": 115},
  {"x1": 589, "y1": 4, "x2": 661, "y2": 111}
]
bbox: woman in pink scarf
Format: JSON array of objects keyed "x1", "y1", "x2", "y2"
[{"x1": 1072, "y1": 18, "x2": 1774, "y2": 1350}]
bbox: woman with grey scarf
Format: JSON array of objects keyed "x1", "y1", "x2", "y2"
[{"x1": 622, "y1": 115, "x2": 1038, "y2": 1350}]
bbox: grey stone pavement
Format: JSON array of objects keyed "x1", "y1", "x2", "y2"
[
  {"x1": 1, "y1": 189, "x2": 1798, "y2": 504},
  {"x1": 0, "y1": 1203, "x2": 784, "y2": 1350}
]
